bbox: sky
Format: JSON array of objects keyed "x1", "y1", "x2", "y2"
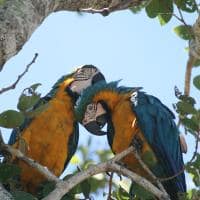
[{"x1": 0, "y1": 8, "x2": 199, "y2": 198}]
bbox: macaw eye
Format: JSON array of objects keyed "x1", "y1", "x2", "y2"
[{"x1": 87, "y1": 104, "x2": 97, "y2": 111}]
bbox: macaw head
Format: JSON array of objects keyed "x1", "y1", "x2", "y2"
[
  {"x1": 49, "y1": 65, "x2": 105, "y2": 100},
  {"x1": 76, "y1": 80, "x2": 141, "y2": 136},
  {"x1": 81, "y1": 102, "x2": 108, "y2": 136},
  {"x1": 69, "y1": 65, "x2": 105, "y2": 96}
]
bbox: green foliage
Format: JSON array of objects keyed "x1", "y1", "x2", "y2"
[
  {"x1": 174, "y1": 0, "x2": 197, "y2": 13},
  {"x1": 0, "y1": 164, "x2": 21, "y2": 183},
  {"x1": 186, "y1": 154, "x2": 200, "y2": 188},
  {"x1": 193, "y1": 75, "x2": 200, "y2": 90},
  {"x1": 145, "y1": 0, "x2": 173, "y2": 25},
  {"x1": 174, "y1": 25, "x2": 194, "y2": 40},
  {"x1": 112, "y1": 186, "x2": 130, "y2": 200},
  {"x1": 0, "y1": 110, "x2": 25, "y2": 128},
  {"x1": 17, "y1": 83, "x2": 41, "y2": 112},
  {"x1": 129, "y1": 183, "x2": 154, "y2": 200},
  {"x1": 0, "y1": 0, "x2": 6, "y2": 6},
  {"x1": 0, "y1": 84, "x2": 44, "y2": 129},
  {"x1": 193, "y1": 59, "x2": 200, "y2": 67},
  {"x1": 11, "y1": 191, "x2": 37, "y2": 200},
  {"x1": 176, "y1": 101, "x2": 197, "y2": 115},
  {"x1": 130, "y1": 0, "x2": 149, "y2": 14},
  {"x1": 17, "y1": 94, "x2": 40, "y2": 112}
]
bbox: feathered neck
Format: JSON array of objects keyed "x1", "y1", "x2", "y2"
[
  {"x1": 75, "y1": 81, "x2": 136, "y2": 122},
  {"x1": 46, "y1": 72, "x2": 75, "y2": 99}
]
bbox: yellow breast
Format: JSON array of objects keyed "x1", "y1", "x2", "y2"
[
  {"x1": 111, "y1": 100, "x2": 156, "y2": 177},
  {"x1": 12, "y1": 79, "x2": 75, "y2": 192}
]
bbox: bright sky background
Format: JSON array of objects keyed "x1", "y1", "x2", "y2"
[{"x1": 0, "y1": 8, "x2": 199, "y2": 198}]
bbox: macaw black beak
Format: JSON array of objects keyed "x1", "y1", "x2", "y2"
[{"x1": 84, "y1": 121, "x2": 107, "y2": 136}]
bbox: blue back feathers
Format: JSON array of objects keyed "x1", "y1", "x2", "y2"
[{"x1": 132, "y1": 92, "x2": 186, "y2": 198}]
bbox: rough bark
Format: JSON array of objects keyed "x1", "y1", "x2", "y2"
[
  {"x1": 0, "y1": 0, "x2": 143, "y2": 71},
  {"x1": 0, "y1": 183, "x2": 13, "y2": 200}
]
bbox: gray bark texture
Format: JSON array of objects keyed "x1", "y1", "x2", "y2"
[
  {"x1": 0, "y1": 0, "x2": 144, "y2": 71},
  {"x1": 0, "y1": 183, "x2": 14, "y2": 200}
]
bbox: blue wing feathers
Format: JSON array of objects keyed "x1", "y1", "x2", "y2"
[{"x1": 133, "y1": 92, "x2": 186, "y2": 198}]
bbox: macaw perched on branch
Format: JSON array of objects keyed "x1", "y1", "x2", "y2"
[
  {"x1": 8, "y1": 65, "x2": 105, "y2": 193},
  {"x1": 76, "y1": 81, "x2": 186, "y2": 200}
]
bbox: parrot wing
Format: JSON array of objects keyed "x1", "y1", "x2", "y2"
[{"x1": 132, "y1": 92, "x2": 186, "y2": 197}]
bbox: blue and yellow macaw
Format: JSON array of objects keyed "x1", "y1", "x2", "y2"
[
  {"x1": 76, "y1": 81, "x2": 186, "y2": 200},
  {"x1": 8, "y1": 65, "x2": 105, "y2": 193}
]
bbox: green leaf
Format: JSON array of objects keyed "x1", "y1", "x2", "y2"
[
  {"x1": 174, "y1": 0, "x2": 197, "y2": 13},
  {"x1": 11, "y1": 191, "x2": 37, "y2": 200},
  {"x1": 81, "y1": 179, "x2": 91, "y2": 198},
  {"x1": 30, "y1": 83, "x2": 42, "y2": 91},
  {"x1": 145, "y1": 0, "x2": 159, "y2": 18},
  {"x1": 193, "y1": 75, "x2": 200, "y2": 90},
  {"x1": 0, "y1": 110, "x2": 25, "y2": 128},
  {"x1": 25, "y1": 103, "x2": 49, "y2": 118},
  {"x1": 0, "y1": 164, "x2": 21, "y2": 183},
  {"x1": 176, "y1": 101, "x2": 197, "y2": 114},
  {"x1": 194, "y1": 59, "x2": 200, "y2": 67},
  {"x1": 145, "y1": 0, "x2": 173, "y2": 25},
  {"x1": 181, "y1": 117, "x2": 199, "y2": 131},
  {"x1": 0, "y1": 0, "x2": 6, "y2": 6},
  {"x1": 174, "y1": 25, "x2": 193, "y2": 40},
  {"x1": 157, "y1": 0, "x2": 173, "y2": 25},
  {"x1": 130, "y1": 183, "x2": 154, "y2": 199},
  {"x1": 112, "y1": 186, "x2": 130, "y2": 200},
  {"x1": 17, "y1": 94, "x2": 40, "y2": 112}
]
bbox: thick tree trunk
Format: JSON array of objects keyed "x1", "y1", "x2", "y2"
[{"x1": 0, "y1": 0, "x2": 143, "y2": 71}]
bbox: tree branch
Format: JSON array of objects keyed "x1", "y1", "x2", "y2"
[
  {"x1": 0, "y1": 183, "x2": 14, "y2": 200},
  {"x1": 0, "y1": 0, "x2": 145, "y2": 70},
  {"x1": 42, "y1": 146, "x2": 170, "y2": 200},
  {"x1": 184, "y1": 55, "x2": 196, "y2": 96},
  {"x1": 186, "y1": 14, "x2": 200, "y2": 96},
  {"x1": 107, "y1": 172, "x2": 114, "y2": 200},
  {"x1": 0, "y1": 133, "x2": 170, "y2": 200},
  {"x1": 0, "y1": 53, "x2": 38, "y2": 95},
  {"x1": 0, "y1": 132, "x2": 59, "y2": 183}
]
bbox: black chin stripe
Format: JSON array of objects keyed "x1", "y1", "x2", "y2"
[{"x1": 92, "y1": 72, "x2": 105, "y2": 85}]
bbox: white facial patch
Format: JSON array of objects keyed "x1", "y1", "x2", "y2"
[
  {"x1": 82, "y1": 103, "x2": 97, "y2": 125},
  {"x1": 130, "y1": 91, "x2": 138, "y2": 106},
  {"x1": 73, "y1": 67, "x2": 99, "y2": 81}
]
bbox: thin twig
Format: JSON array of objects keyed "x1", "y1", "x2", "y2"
[
  {"x1": 177, "y1": 8, "x2": 188, "y2": 26},
  {"x1": 107, "y1": 172, "x2": 114, "y2": 200},
  {"x1": 112, "y1": 146, "x2": 135, "y2": 162},
  {"x1": 80, "y1": 0, "x2": 143, "y2": 16},
  {"x1": 0, "y1": 53, "x2": 38, "y2": 95}
]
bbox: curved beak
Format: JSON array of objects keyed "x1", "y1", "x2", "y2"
[
  {"x1": 84, "y1": 113, "x2": 108, "y2": 136},
  {"x1": 84, "y1": 121, "x2": 107, "y2": 136}
]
